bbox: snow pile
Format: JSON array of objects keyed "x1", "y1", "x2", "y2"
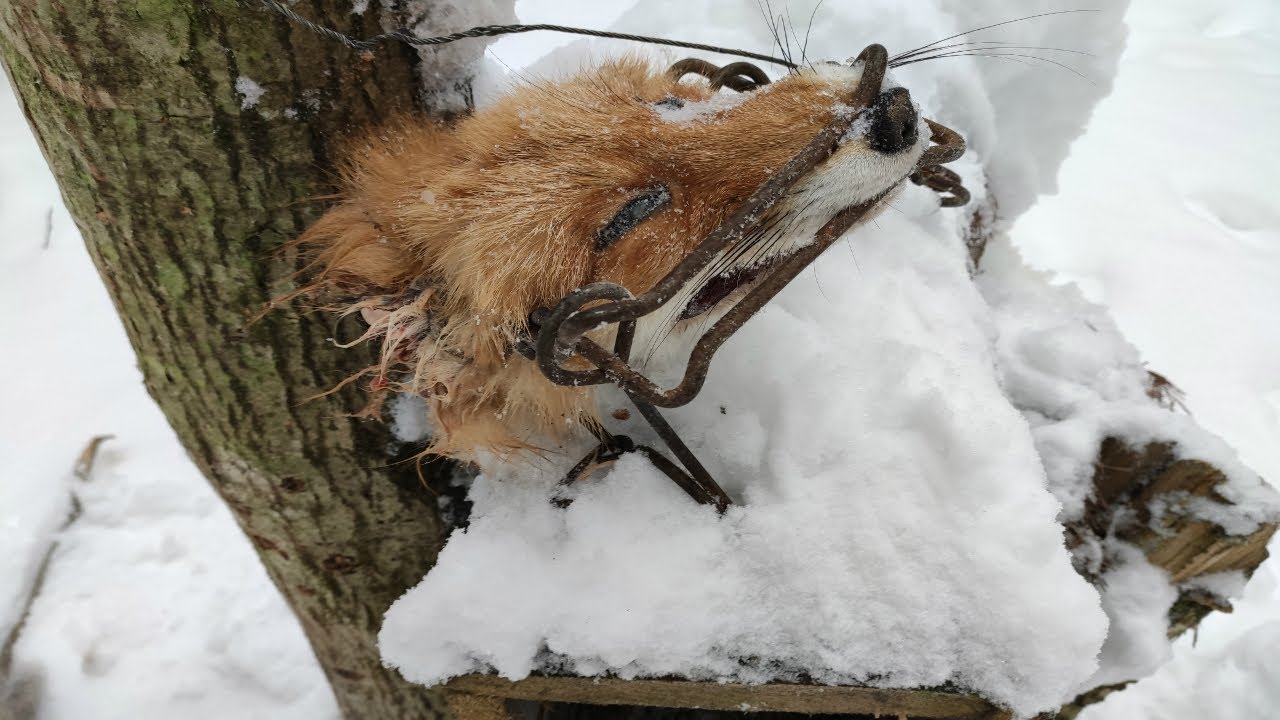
[
  {"x1": 977, "y1": 237, "x2": 1280, "y2": 689},
  {"x1": 378, "y1": 202, "x2": 1276, "y2": 717},
  {"x1": 979, "y1": 240, "x2": 1279, "y2": 535},
  {"x1": 1081, "y1": 558, "x2": 1280, "y2": 720},
  {"x1": 382, "y1": 185, "x2": 1109, "y2": 716}
]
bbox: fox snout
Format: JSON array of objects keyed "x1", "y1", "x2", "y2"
[{"x1": 869, "y1": 88, "x2": 920, "y2": 153}]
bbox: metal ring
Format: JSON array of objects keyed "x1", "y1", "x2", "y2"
[
  {"x1": 534, "y1": 282, "x2": 633, "y2": 386},
  {"x1": 668, "y1": 58, "x2": 771, "y2": 92},
  {"x1": 918, "y1": 118, "x2": 966, "y2": 168},
  {"x1": 667, "y1": 58, "x2": 720, "y2": 83},
  {"x1": 708, "y1": 61, "x2": 771, "y2": 91}
]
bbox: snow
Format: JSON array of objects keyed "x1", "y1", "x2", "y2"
[
  {"x1": 6, "y1": 461, "x2": 337, "y2": 719},
  {"x1": 1012, "y1": 0, "x2": 1280, "y2": 489},
  {"x1": 975, "y1": 233, "x2": 1278, "y2": 695},
  {"x1": 979, "y1": 241, "x2": 1280, "y2": 536},
  {"x1": 1182, "y1": 570, "x2": 1248, "y2": 601},
  {"x1": 0, "y1": 88, "x2": 77, "y2": 654},
  {"x1": 1079, "y1": 558, "x2": 1280, "y2": 720},
  {"x1": 385, "y1": 0, "x2": 517, "y2": 112},
  {"x1": 650, "y1": 90, "x2": 755, "y2": 124},
  {"x1": 390, "y1": 394, "x2": 432, "y2": 444},
  {"x1": 1, "y1": 0, "x2": 1278, "y2": 718},
  {"x1": 234, "y1": 76, "x2": 265, "y2": 110},
  {"x1": 1085, "y1": 545, "x2": 1178, "y2": 689}
]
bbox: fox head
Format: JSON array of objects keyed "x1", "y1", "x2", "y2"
[{"x1": 299, "y1": 56, "x2": 927, "y2": 461}]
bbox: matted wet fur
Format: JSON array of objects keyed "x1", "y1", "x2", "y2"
[{"x1": 298, "y1": 56, "x2": 925, "y2": 462}]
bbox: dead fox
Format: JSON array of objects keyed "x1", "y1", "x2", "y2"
[{"x1": 299, "y1": 56, "x2": 927, "y2": 460}]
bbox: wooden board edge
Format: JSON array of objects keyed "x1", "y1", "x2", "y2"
[{"x1": 445, "y1": 674, "x2": 1004, "y2": 719}]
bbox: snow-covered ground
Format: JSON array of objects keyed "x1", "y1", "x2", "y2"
[{"x1": 1, "y1": 0, "x2": 1277, "y2": 718}]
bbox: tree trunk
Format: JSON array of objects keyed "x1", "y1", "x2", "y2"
[{"x1": 0, "y1": 2, "x2": 461, "y2": 716}]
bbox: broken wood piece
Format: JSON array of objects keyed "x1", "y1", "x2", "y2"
[
  {"x1": 1078, "y1": 437, "x2": 1276, "y2": 592},
  {"x1": 1054, "y1": 436, "x2": 1277, "y2": 719}
]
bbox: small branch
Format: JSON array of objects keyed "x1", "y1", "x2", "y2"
[
  {"x1": 73, "y1": 434, "x2": 114, "y2": 481},
  {"x1": 0, "y1": 435, "x2": 105, "y2": 686},
  {"x1": 0, "y1": 506, "x2": 69, "y2": 674}
]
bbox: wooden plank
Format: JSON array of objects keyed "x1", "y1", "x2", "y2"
[
  {"x1": 446, "y1": 675, "x2": 1002, "y2": 719},
  {"x1": 446, "y1": 690, "x2": 511, "y2": 720}
]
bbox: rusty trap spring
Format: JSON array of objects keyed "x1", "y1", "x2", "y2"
[{"x1": 516, "y1": 45, "x2": 970, "y2": 512}]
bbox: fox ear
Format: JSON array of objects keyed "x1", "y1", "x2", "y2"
[{"x1": 300, "y1": 203, "x2": 417, "y2": 297}]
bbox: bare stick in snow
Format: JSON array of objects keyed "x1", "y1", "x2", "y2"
[
  {"x1": 72, "y1": 434, "x2": 114, "y2": 481},
  {"x1": 0, "y1": 438, "x2": 104, "y2": 719}
]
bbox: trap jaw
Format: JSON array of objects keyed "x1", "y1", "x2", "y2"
[{"x1": 522, "y1": 44, "x2": 969, "y2": 511}]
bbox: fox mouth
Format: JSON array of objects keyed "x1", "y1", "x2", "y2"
[
  {"x1": 679, "y1": 262, "x2": 774, "y2": 321},
  {"x1": 677, "y1": 177, "x2": 904, "y2": 322}
]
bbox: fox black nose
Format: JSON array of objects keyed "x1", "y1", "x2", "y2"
[{"x1": 868, "y1": 87, "x2": 919, "y2": 154}]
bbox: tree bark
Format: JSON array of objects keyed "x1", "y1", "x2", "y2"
[{"x1": 0, "y1": 2, "x2": 457, "y2": 716}]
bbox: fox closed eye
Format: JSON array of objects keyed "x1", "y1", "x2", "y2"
[{"x1": 596, "y1": 185, "x2": 672, "y2": 251}]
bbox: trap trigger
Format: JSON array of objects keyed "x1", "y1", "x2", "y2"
[
  {"x1": 528, "y1": 303, "x2": 733, "y2": 510},
  {"x1": 558, "y1": 411, "x2": 733, "y2": 513},
  {"x1": 560, "y1": 432, "x2": 635, "y2": 488}
]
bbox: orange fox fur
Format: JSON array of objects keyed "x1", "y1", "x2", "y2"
[{"x1": 300, "y1": 57, "x2": 920, "y2": 461}]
